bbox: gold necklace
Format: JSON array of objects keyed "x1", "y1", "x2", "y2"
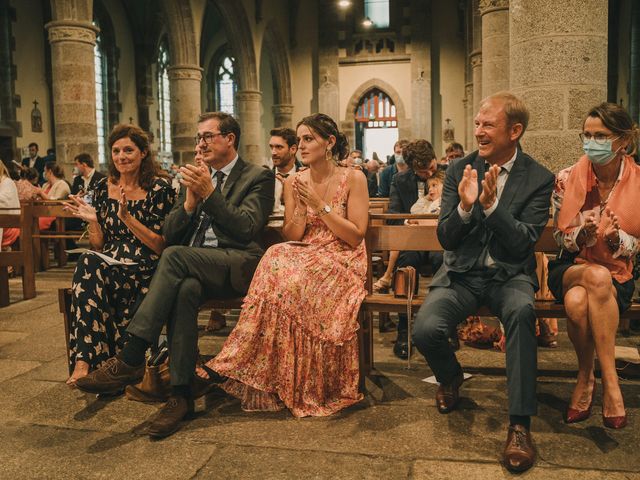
[{"x1": 310, "y1": 166, "x2": 336, "y2": 200}]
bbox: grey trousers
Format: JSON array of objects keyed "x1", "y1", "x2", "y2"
[
  {"x1": 412, "y1": 272, "x2": 538, "y2": 416},
  {"x1": 127, "y1": 245, "x2": 239, "y2": 386}
]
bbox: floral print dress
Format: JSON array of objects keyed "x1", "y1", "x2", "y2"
[
  {"x1": 208, "y1": 168, "x2": 367, "y2": 417},
  {"x1": 68, "y1": 177, "x2": 175, "y2": 369}
]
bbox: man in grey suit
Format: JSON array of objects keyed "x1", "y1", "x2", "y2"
[
  {"x1": 411, "y1": 93, "x2": 554, "y2": 473},
  {"x1": 76, "y1": 112, "x2": 275, "y2": 438}
]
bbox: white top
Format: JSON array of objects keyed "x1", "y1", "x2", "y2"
[
  {"x1": 44, "y1": 179, "x2": 71, "y2": 200},
  {"x1": 0, "y1": 176, "x2": 20, "y2": 245}
]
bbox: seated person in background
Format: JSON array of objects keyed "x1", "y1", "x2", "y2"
[
  {"x1": 412, "y1": 92, "x2": 554, "y2": 473},
  {"x1": 0, "y1": 161, "x2": 20, "y2": 248},
  {"x1": 15, "y1": 167, "x2": 41, "y2": 202},
  {"x1": 548, "y1": 102, "x2": 640, "y2": 429},
  {"x1": 270, "y1": 127, "x2": 301, "y2": 212},
  {"x1": 196, "y1": 113, "x2": 369, "y2": 419},
  {"x1": 63, "y1": 124, "x2": 176, "y2": 385},
  {"x1": 75, "y1": 112, "x2": 274, "y2": 439},
  {"x1": 378, "y1": 139, "x2": 409, "y2": 197},
  {"x1": 380, "y1": 140, "x2": 439, "y2": 359},
  {"x1": 35, "y1": 162, "x2": 71, "y2": 230},
  {"x1": 70, "y1": 153, "x2": 106, "y2": 197},
  {"x1": 365, "y1": 159, "x2": 380, "y2": 197},
  {"x1": 441, "y1": 142, "x2": 465, "y2": 167}
]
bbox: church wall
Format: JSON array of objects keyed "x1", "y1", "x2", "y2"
[
  {"x1": 12, "y1": 0, "x2": 54, "y2": 157},
  {"x1": 338, "y1": 62, "x2": 412, "y2": 122},
  {"x1": 259, "y1": 45, "x2": 275, "y2": 165},
  {"x1": 289, "y1": 1, "x2": 317, "y2": 121},
  {"x1": 102, "y1": 0, "x2": 138, "y2": 127},
  {"x1": 432, "y1": 0, "x2": 466, "y2": 156}
]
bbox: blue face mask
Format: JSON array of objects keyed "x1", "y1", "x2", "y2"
[
  {"x1": 395, "y1": 154, "x2": 405, "y2": 164},
  {"x1": 583, "y1": 138, "x2": 617, "y2": 166}
]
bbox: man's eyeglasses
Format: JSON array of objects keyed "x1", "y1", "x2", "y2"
[
  {"x1": 194, "y1": 132, "x2": 227, "y2": 145},
  {"x1": 579, "y1": 133, "x2": 619, "y2": 145}
]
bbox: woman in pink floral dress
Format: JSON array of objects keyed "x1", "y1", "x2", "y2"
[{"x1": 200, "y1": 113, "x2": 369, "y2": 417}]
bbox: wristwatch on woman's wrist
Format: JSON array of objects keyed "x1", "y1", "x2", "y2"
[{"x1": 316, "y1": 204, "x2": 331, "y2": 217}]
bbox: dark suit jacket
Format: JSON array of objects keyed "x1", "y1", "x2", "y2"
[
  {"x1": 22, "y1": 156, "x2": 45, "y2": 184},
  {"x1": 388, "y1": 169, "x2": 419, "y2": 214},
  {"x1": 377, "y1": 163, "x2": 398, "y2": 197},
  {"x1": 163, "y1": 156, "x2": 275, "y2": 293},
  {"x1": 70, "y1": 170, "x2": 106, "y2": 196},
  {"x1": 432, "y1": 150, "x2": 554, "y2": 289}
]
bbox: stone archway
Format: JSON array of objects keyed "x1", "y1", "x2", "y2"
[
  {"x1": 342, "y1": 79, "x2": 409, "y2": 152},
  {"x1": 261, "y1": 20, "x2": 293, "y2": 127}
]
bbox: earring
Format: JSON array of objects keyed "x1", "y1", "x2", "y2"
[{"x1": 325, "y1": 148, "x2": 332, "y2": 161}]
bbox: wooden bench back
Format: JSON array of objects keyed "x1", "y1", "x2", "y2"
[
  {"x1": 0, "y1": 206, "x2": 36, "y2": 305},
  {"x1": 364, "y1": 213, "x2": 559, "y2": 291}
]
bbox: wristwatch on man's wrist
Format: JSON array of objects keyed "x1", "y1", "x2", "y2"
[{"x1": 316, "y1": 204, "x2": 332, "y2": 217}]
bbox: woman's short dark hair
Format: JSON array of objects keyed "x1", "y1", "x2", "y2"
[
  {"x1": 404, "y1": 140, "x2": 436, "y2": 171},
  {"x1": 45, "y1": 161, "x2": 65, "y2": 179},
  {"x1": 107, "y1": 124, "x2": 160, "y2": 190},
  {"x1": 21, "y1": 167, "x2": 39, "y2": 182},
  {"x1": 585, "y1": 102, "x2": 640, "y2": 156},
  {"x1": 296, "y1": 113, "x2": 349, "y2": 161}
]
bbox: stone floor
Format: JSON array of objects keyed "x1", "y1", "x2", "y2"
[{"x1": 1, "y1": 266, "x2": 639, "y2": 479}]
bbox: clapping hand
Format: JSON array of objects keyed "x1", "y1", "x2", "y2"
[
  {"x1": 601, "y1": 207, "x2": 620, "y2": 243},
  {"x1": 458, "y1": 164, "x2": 478, "y2": 211},
  {"x1": 582, "y1": 210, "x2": 599, "y2": 238},
  {"x1": 63, "y1": 194, "x2": 97, "y2": 223},
  {"x1": 293, "y1": 176, "x2": 324, "y2": 212},
  {"x1": 117, "y1": 186, "x2": 130, "y2": 221},
  {"x1": 180, "y1": 163, "x2": 213, "y2": 211},
  {"x1": 479, "y1": 164, "x2": 500, "y2": 210}
]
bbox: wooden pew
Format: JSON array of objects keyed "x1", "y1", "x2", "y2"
[
  {"x1": 23, "y1": 200, "x2": 84, "y2": 270},
  {"x1": 0, "y1": 207, "x2": 36, "y2": 306},
  {"x1": 358, "y1": 213, "x2": 640, "y2": 373}
]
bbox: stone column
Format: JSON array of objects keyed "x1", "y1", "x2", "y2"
[
  {"x1": 470, "y1": 51, "x2": 483, "y2": 117},
  {"x1": 236, "y1": 90, "x2": 263, "y2": 164},
  {"x1": 45, "y1": 13, "x2": 99, "y2": 177},
  {"x1": 272, "y1": 104, "x2": 294, "y2": 128},
  {"x1": 167, "y1": 64, "x2": 202, "y2": 165},
  {"x1": 510, "y1": 0, "x2": 608, "y2": 172},
  {"x1": 480, "y1": 0, "x2": 509, "y2": 97},
  {"x1": 464, "y1": 83, "x2": 474, "y2": 151}
]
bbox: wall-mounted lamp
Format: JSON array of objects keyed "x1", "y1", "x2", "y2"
[
  {"x1": 362, "y1": 16, "x2": 373, "y2": 27},
  {"x1": 337, "y1": 0, "x2": 352, "y2": 8}
]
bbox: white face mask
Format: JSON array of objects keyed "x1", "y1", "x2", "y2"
[{"x1": 395, "y1": 154, "x2": 405, "y2": 164}]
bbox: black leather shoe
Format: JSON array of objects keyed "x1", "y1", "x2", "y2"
[
  {"x1": 147, "y1": 395, "x2": 194, "y2": 438},
  {"x1": 75, "y1": 357, "x2": 144, "y2": 395},
  {"x1": 435, "y1": 370, "x2": 464, "y2": 414},
  {"x1": 393, "y1": 334, "x2": 409, "y2": 360}
]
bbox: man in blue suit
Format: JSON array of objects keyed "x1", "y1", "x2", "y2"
[{"x1": 412, "y1": 92, "x2": 554, "y2": 473}]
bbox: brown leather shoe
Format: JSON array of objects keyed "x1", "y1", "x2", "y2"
[
  {"x1": 146, "y1": 395, "x2": 194, "y2": 438},
  {"x1": 435, "y1": 371, "x2": 464, "y2": 414},
  {"x1": 125, "y1": 360, "x2": 171, "y2": 403},
  {"x1": 503, "y1": 425, "x2": 536, "y2": 473},
  {"x1": 75, "y1": 357, "x2": 144, "y2": 395}
]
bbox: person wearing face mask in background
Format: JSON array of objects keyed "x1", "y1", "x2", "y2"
[
  {"x1": 548, "y1": 103, "x2": 640, "y2": 430},
  {"x1": 378, "y1": 139, "x2": 409, "y2": 197}
]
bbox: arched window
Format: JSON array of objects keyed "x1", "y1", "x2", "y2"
[
  {"x1": 216, "y1": 55, "x2": 237, "y2": 116},
  {"x1": 94, "y1": 25, "x2": 108, "y2": 166},
  {"x1": 354, "y1": 88, "x2": 398, "y2": 160},
  {"x1": 355, "y1": 89, "x2": 397, "y2": 128},
  {"x1": 157, "y1": 41, "x2": 171, "y2": 155}
]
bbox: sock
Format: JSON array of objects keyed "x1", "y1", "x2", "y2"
[
  {"x1": 509, "y1": 415, "x2": 531, "y2": 430},
  {"x1": 172, "y1": 385, "x2": 191, "y2": 399},
  {"x1": 116, "y1": 334, "x2": 150, "y2": 367}
]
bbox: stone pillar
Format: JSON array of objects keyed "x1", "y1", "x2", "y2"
[
  {"x1": 411, "y1": 2, "x2": 432, "y2": 140},
  {"x1": 236, "y1": 90, "x2": 263, "y2": 165},
  {"x1": 272, "y1": 104, "x2": 294, "y2": 128},
  {"x1": 464, "y1": 83, "x2": 474, "y2": 151},
  {"x1": 167, "y1": 64, "x2": 202, "y2": 165},
  {"x1": 45, "y1": 12, "x2": 99, "y2": 177},
  {"x1": 470, "y1": 51, "x2": 483, "y2": 117},
  {"x1": 480, "y1": 0, "x2": 509, "y2": 97},
  {"x1": 510, "y1": 0, "x2": 608, "y2": 172}
]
